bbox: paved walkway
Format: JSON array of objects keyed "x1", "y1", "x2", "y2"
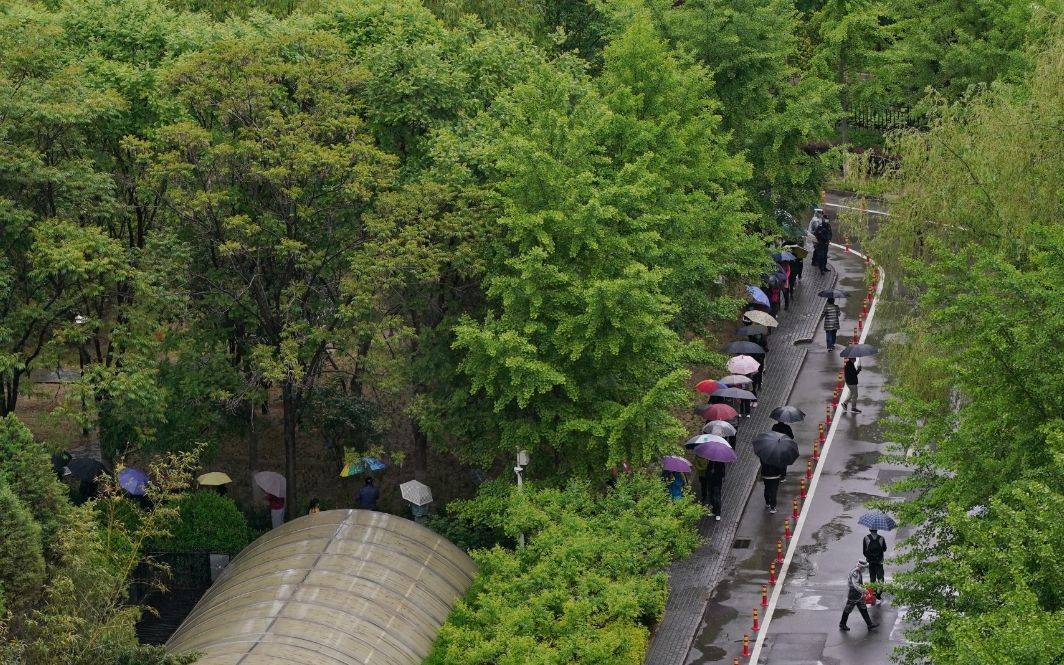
[{"x1": 645, "y1": 246, "x2": 836, "y2": 664}]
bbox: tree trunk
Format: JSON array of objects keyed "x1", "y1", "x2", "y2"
[
  {"x1": 246, "y1": 398, "x2": 258, "y2": 497},
  {"x1": 412, "y1": 422, "x2": 428, "y2": 482},
  {"x1": 281, "y1": 380, "x2": 298, "y2": 520}
]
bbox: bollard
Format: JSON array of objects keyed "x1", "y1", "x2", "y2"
[
  {"x1": 752, "y1": 608, "x2": 760, "y2": 632},
  {"x1": 776, "y1": 539, "x2": 784, "y2": 564},
  {"x1": 761, "y1": 584, "x2": 769, "y2": 607},
  {"x1": 806, "y1": 460, "x2": 813, "y2": 480},
  {"x1": 818, "y1": 423, "x2": 825, "y2": 442},
  {"x1": 800, "y1": 478, "x2": 808, "y2": 498},
  {"x1": 832, "y1": 391, "x2": 839, "y2": 408},
  {"x1": 792, "y1": 498, "x2": 799, "y2": 519},
  {"x1": 784, "y1": 519, "x2": 792, "y2": 541},
  {"x1": 734, "y1": 659, "x2": 740, "y2": 665},
  {"x1": 837, "y1": 380, "x2": 844, "y2": 393},
  {"x1": 769, "y1": 561, "x2": 777, "y2": 584},
  {"x1": 742, "y1": 634, "x2": 751, "y2": 657},
  {"x1": 857, "y1": 319, "x2": 863, "y2": 333},
  {"x1": 812, "y1": 439, "x2": 820, "y2": 460},
  {"x1": 826, "y1": 412, "x2": 832, "y2": 426}
]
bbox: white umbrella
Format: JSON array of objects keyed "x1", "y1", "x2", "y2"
[
  {"x1": 253, "y1": 471, "x2": 286, "y2": 498},
  {"x1": 702, "y1": 420, "x2": 737, "y2": 437},
  {"x1": 400, "y1": 480, "x2": 433, "y2": 506}
]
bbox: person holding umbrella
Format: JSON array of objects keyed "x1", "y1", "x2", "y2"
[
  {"x1": 752, "y1": 432, "x2": 799, "y2": 514},
  {"x1": 858, "y1": 509, "x2": 896, "y2": 603},
  {"x1": 687, "y1": 434, "x2": 735, "y2": 521},
  {"x1": 823, "y1": 297, "x2": 842, "y2": 350},
  {"x1": 705, "y1": 460, "x2": 727, "y2": 520},
  {"x1": 840, "y1": 561, "x2": 879, "y2": 631},
  {"x1": 812, "y1": 213, "x2": 833, "y2": 274},
  {"x1": 842, "y1": 357, "x2": 862, "y2": 413}
]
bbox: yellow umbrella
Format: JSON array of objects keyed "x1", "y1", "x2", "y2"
[
  {"x1": 784, "y1": 245, "x2": 809, "y2": 259},
  {"x1": 197, "y1": 471, "x2": 232, "y2": 486},
  {"x1": 743, "y1": 310, "x2": 779, "y2": 327}
]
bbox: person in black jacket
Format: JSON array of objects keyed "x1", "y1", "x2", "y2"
[
  {"x1": 863, "y1": 529, "x2": 888, "y2": 602},
  {"x1": 761, "y1": 461, "x2": 786, "y2": 513},
  {"x1": 842, "y1": 358, "x2": 862, "y2": 413},
  {"x1": 771, "y1": 421, "x2": 794, "y2": 439},
  {"x1": 705, "y1": 461, "x2": 727, "y2": 521},
  {"x1": 812, "y1": 216, "x2": 833, "y2": 274}
]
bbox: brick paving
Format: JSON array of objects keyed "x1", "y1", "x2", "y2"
[{"x1": 645, "y1": 254, "x2": 837, "y2": 665}]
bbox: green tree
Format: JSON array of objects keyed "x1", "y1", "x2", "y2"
[
  {"x1": 147, "y1": 24, "x2": 396, "y2": 514},
  {"x1": 0, "y1": 480, "x2": 46, "y2": 619},
  {"x1": 871, "y1": 29, "x2": 1064, "y2": 664}
]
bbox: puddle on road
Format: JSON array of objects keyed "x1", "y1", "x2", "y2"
[
  {"x1": 841, "y1": 451, "x2": 882, "y2": 479},
  {"x1": 686, "y1": 579, "x2": 740, "y2": 664},
  {"x1": 830, "y1": 490, "x2": 879, "y2": 510},
  {"x1": 791, "y1": 517, "x2": 852, "y2": 577}
]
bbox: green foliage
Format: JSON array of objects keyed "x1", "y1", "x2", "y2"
[
  {"x1": 0, "y1": 480, "x2": 46, "y2": 617},
  {"x1": 154, "y1": 490, "x2": 254, "y2": 555},
  {"x1": 871, "y1": 30, "x2": 1064, "y2": 664},
  {"x1": 427, "y1": 474, "x2": 703, "y2": 664},
  {"x1": 0, "y1": 415, "x2": 71, "y2": 548}
]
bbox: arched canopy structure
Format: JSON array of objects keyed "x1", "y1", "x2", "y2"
[{"x1": 166, "y1": 509, "x2": 476, "y2": 664}]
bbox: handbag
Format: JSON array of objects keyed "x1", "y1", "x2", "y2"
[{"x1": 863, "y1": 586, "x2": 876, "y2": 605}]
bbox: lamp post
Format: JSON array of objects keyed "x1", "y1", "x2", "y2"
[{"x1": 515, "y1": 450, "x2": 529, "y2": 547}]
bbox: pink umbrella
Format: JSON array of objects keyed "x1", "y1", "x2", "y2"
[
  {"x1": 702, "y1": 403, "x2": 738, "y2": 421},
  {"x1": 727, "y1": 355, "x2": 760, "y2": 375},
  {"x1": 695, "y1": 379, "x2": 722, "y2": 394},
  {"x1": 661, "y1": 455, "x2": 692, "y2": 473},
  {"x1": 253, "y1": 471, "x2": 286, "y2": 498}
]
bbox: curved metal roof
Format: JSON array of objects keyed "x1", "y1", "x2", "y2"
[{"x1": 166, "y1": 509, "x2": 476, "y2": 665}]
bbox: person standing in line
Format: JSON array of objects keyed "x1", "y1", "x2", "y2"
[
  {"x1": 839, "y1": 561, "x2": 879, "y2": 631},
  {"x1": 813, "y1": 215, "x2": 833, "y2": 274},
  {"x1": 761, "y1": 461, "x2": 786, "y2": 514},
  {"x1": 705, "y1": 461, "x2": 726, "y2": 521},
  {"x1": 842, "y1": 357, "x2": 863, "y2": 413},
  {"x1": 356, "y1": 477, "x2": 380, "y2": 510},
  {"x1": 771, "y1": 420, "x2": 794, "y2": 439},
  {"x1": 780, "y1": 262, "x2": 792, "y2": 310},
  {"x1": 266, "y1": 492, "x2": 285, "y2": 528},
  {"x1": 823, "y1": 297, "x2": 842, "y2": 350},
  {"x1": 665, "y1": 470, "x2": 686, "y2": 501},
  {"x1": 863, "y1": 529, "x2": 887, "y2": 602},
  {"x1": 694, "y1": 454, "x2": 709, "y2": 505}
]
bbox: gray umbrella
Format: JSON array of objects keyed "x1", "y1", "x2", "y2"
[
  {"x1": 723, "y1": 340, "x2": 766, "y2": 355},
  {"x1": 712, "y1": 387, "x2": 757, "y2": 401},
  {"x1": 769, "y1": 405, "x2": 806, "y2": 423},
  {"x1": 751, "y1": 432, "x2": 800, "y2": 467},
  {"x1": 818, "y1": 289, "x2": 847, "y2": 298},
  {"x1": 67, "y1": 457, "x2": 108, "y2": 482},
  {"x1": 736, "y1": 324, "x2": 768, "y2": 337},
  {"x1": 840, "y1": 344, "x2": 879, "y2": 358}
]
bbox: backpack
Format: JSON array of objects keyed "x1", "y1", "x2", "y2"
[{"x1": 865, "y1": 534, "x2": 885, "y2": 558}]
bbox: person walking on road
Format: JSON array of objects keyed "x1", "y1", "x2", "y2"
[
  {"x1": 705, "y1": 461, "x2": 726, "y2": 521},
  {"x1": 823, "y1": 298, "x2": 842, "y2": 350},
  {"x1": 812, "y1": 215, "x2": 833, "y2": 274},
  {"x1": 761, "y1": 461, "x2": 786, "y2": 514},
  {"x1": 863, "y1": 529, "x2": 887, "y2": 602},
  {"x1": 357, "y1": 477, "x2": 380, "y2": 510},
  {"x1": 842, "y1": 357, "x2": 862, "y2": 413},
  {"x1": 839, "y1": 561, "x2": 879, "y2": 632}
]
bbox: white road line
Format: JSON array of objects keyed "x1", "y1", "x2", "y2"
[
  {"x1": 748, "y1": 243, "x2": 886, "y2": 663},
  {"x1": 822, "y1": 201, "x2": 889, "y2": 216}
]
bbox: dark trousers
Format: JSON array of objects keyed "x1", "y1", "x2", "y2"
[
  {"x1": 782, "y1": 287, "x2": 791, "y2": 310},
  {"x1": 708, "y1": 478, "x2": 722, "y2": 515},
  {"x1": 840, "y1": 599, "x2": 874, "y2": 627},
  {"x1": 763, "y1": 478, "x2": 781, "y2": 509},
  {"x1": 868, "y1": 562, "x2": 884, "y2": 597},
  {"x1": 825, "y1": 329, "x2": 838, "y2": 348},
  {"x1": 699, "y1": 474, "x2": 710, "y2": 504}
]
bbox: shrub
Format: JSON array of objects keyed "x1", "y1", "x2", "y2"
[
  {"x1": 0, "y1": 480, "x2": 46, "y2": 614},
  {"x1": 155, "y1": 490, "x2": 254, "y2": 555},
  {"x1": 426, "y1": 474, "x2": 702, "y2": 664}
]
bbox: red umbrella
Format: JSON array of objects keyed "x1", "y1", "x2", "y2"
[
  {"x1": 695, "y1": 379, "x2": 721, "y2": 394},
  {"x1": 703, "y1": 403, "x2": 738, "y2": 421}
]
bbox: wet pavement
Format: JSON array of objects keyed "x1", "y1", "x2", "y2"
[{"x1": 682, "y1": 245, "x2": 910, "y2": 665}]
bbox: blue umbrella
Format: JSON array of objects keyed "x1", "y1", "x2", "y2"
[
  {"x1": 746, "y1": 285, "x2": 770, "y2": 307},
  {"x1": 119, "y1": 467, "x2": 148, "y2": 496},
  {"x1": 857, "y1": 510, "x2": 897, "y2": 531},
  {"x1": 772, "y1": 251, "x2": 797, "y2": 262},
  {"x1": 340, "y1": 456, "x2": 388, "y2": 477}
]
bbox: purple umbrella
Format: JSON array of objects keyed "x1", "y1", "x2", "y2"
[
  {"x1": 693, "y1": 440, "x2": 737, "y2": 463},
  {"x1": 119, "y1": 467, "x2": 148, "y2": 496},
  {"x1": 661, "y1": 455, "x2": 693, "y2": 473}
]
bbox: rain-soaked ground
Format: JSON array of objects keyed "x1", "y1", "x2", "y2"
[{"x1": 683, "y1": 245, "x2": 912, "y2": 665}]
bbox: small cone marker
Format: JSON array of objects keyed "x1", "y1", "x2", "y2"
[
  {"x1": 784, "y1": 519, "x2": 792, "y2": 540},
  {"x1": 752, "y1": 608, "x2": 760, "y2": 631},
  {"x1": 776, "y1": 539, "x2": 784, "y2": 564},
  {"x1": 792, "y1": 498, "x2": 800, "y2": 519},
  {"x1": 761, "y1": 584, "x2": 769, "y2": 607},
  {"x1": 812, "y1": 439, "x2": 820, "y2": 461},
  {"x1": 769, "y1": 561, "x2": 777, "y2": 584},
  {"x1": 818, "y1": 423, "x2": 825, "y2": 442},
  {"x1": 806, "y1": 460, "x2": 813, "y2": 480},
  {"x1": 742, "y1": 634, "x2": 751, "y2": 657},
  {"x1": 734, "y1": 659, "x2": 740, "y2": 665},
  {"x1": 800, "y1": 478, "x2": 808, "y2": 498}
]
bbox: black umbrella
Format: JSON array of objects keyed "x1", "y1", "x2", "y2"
[
  {"x1": 712, "y1": 387, "x2": 758, "y2": 401},
  {"x1": 769, "y1": 405, "x2": 806, "y2": 423},
  {"x1": 67, "y1": 457, "x2": 109, "y2": 482},
  {"x1": 751, "y1": 432, "x2": 800, "y2": 467},
  {"x1": 736, "y1": 324, "x2": 767, "y2": 337},
  {"x1": 723, "y1": 340, "x2": 766, "y2": 355},
  {"x1": 841, "y1": 344, "x2": 879, "y2": 358},
  {"x1": 818, "y1": 289, "x2": 847, "y2": 298}
]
